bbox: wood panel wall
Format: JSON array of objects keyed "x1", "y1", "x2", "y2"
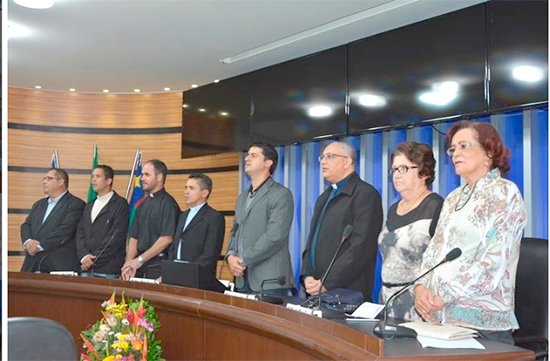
[{"x1": 7, "y1": 87, "x2": 239, "y2": 279}]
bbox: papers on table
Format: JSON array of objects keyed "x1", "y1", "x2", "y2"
[
  {"x1": 400, "y1": 321, "x2": 478, "y2": 340},
  {"x1": 346, "y1": 301, "x2": 385, "y2": 320},
  {"x1": 417, "y1": 335, "x2": 485, "y2": 349}
]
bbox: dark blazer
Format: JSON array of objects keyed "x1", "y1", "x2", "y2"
[
  {"x1": 76, "y1": 191, "x2": 129, "y2": 275},
  {"x1": 167, "y1": 203, "x2": 225, "y2": 277},
  {"x1": 301, "y1": 173, "x2": 383, "y2": 301},
  {"x1": 20, "y1": 192, "x2": 85, "y2": 272}
]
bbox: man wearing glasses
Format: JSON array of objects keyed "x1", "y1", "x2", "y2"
[
  {"x1": 20, "y1": 168, "x2": 85, "y2": 273},
  {"x1": 226, "y1": 142, "x2": 295, "y2": 295},
  {"x1": 301, "y1": 141, "x2": 383, "y2": 301}
]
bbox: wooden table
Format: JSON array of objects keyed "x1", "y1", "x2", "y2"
[{"x1": 8, "y1": 272, "x2": 534, "y2": 360}]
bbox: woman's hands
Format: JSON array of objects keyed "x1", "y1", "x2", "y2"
[{"x1": 414, "y1": 284, "x2": 445, "y2": 321}]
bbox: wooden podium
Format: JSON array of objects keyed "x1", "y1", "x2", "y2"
[{"x1": 8, "y1": 272, "x2": 534, "y2": 360}]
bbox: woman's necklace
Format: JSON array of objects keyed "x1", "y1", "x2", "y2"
[{"x1": 455, "y1": 182, "x2": 477, "y2": 211}]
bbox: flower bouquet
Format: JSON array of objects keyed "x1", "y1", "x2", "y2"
[{"x1": 80, "y1": 291, "x2": 163, "y2": 361}]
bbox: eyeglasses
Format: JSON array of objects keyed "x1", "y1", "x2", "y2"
[
  {"x1": 318, "y1": 153, "x2": 348, "y2": 162},
  {"x1": 446, "y1": 141, "x2": 481, "y2": 157},
  {"x1": 390, "y1": 165, "x2": 419, "y2": 175}
]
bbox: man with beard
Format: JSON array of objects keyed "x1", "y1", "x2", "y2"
[{"x1": 122, "y1": 159, "x2": 180, "y2": 279}]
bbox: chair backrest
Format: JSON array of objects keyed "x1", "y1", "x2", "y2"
[
  {"x1": 8, "y1": 317, "x2": 77, "y2": 361},
  {"x1": 514, "y1": 237, "x2": 548, "y2": 339}
]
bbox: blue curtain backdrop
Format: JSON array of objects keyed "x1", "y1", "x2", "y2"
[{"x1": 240, "y1": 106, "x2": 548, "y2": 301}]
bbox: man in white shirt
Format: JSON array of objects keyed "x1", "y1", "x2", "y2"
[{"x1": 76, "y1": 165, "x2": 129, "y2": 278}]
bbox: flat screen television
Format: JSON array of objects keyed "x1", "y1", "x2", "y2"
[
  {"x1": 251, "y1": 45, "x2": 347, "y2": 145},
  {"x1": 182, "y1": 74, "x2": 253, "y2": 158},
  {"x1": 488, "y1": 0, "x2": 548, "y2": 111},
  {"x1": 347, "y1": 3, "x2": 487, "y2": 133}
]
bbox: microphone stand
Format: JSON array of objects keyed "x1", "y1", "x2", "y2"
[
  {"x1": 374, "y1": 250, "x2": 461, "y2": 339},
  {"x1": 306, "y1": 226, "x2": 353, "y2": 310},
  {"x1": 256, "y1": 277, "x2": 286, "y2": 304},
  {"x1": 89, "y1": 231, "x2": 118, "y2": 277}
]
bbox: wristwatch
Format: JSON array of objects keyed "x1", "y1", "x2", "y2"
[{"x1": 137, "y1": 255, "x2": 144, "y2": 264}]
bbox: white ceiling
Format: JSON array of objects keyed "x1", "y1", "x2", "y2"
[{"x1": 8, "y1": 0, "x2": 486, "y2": 93}]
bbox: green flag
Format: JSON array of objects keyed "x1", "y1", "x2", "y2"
[{"x1": 87, "y1": 145, "x2": 100, "y2": 202}]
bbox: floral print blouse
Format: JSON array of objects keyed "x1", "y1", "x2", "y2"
[{"x1": 417, "y1": 169, "x2": 527, "y2": 331}]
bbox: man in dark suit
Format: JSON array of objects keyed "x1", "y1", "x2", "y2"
[
  {"x1": 167, "y1": 173, "x2": 225, "y2": 277},
  {"x1": 301, "y1": 141, "x2": 383, "y2": 301},
  {"x1": 76, "y1": 165, "x2": 129, "y2": 278},
  {"x1": 21, "y1": 168, "x2": 85, "y2": 272}
]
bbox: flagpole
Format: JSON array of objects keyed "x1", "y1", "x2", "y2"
[{"x1": 125, "y1": 148, "x2": 141, "y2": 200}]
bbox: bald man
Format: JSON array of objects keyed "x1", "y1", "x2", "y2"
[{"x1": 301, "y1": 141, "x2": 383, "y2": 301}]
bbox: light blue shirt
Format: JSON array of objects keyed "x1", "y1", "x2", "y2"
[
  {"x1": 24, "y1": 191, "x2": 68, "y2": 252},
  {"x1": 43, "y1": 191, "x2": 67, "y2": 224},
  {"x1": 176, "y1": 202, "x2": 206, "y2": 260}
]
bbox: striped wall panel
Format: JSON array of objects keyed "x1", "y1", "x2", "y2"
[{"x1": 240, "y1": 106, "x2": 549, "y2": 299}]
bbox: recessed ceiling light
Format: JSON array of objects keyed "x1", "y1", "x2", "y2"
[
  {"x1": 14, "y1": 0, "x2": 54, "y2": 9},
  {"x1": 307, "y1": 105, "x2": 332, "y2": 118},
  {"x1": 164, "y1": 87, "x2": 171, "y2": 91},
  {"x1": 418, "y1": 81, "x2": 459, "y2": 106},
  {"x1": 34, "y1": 85, "x2": 42, "y2": 89},
  {"x1": 220, "y1": 111, "x2": 229, "y2": 116},
  {"x1": 191, "y1": 84, "x2": 198, "y2": 88},
  {"x1": 103, "y1": 89, "x2": 109, "y2": 93},
  {"x1": 512, "y1": 65, "x2": 544, "y2": 82},
  {"x1": 358, "y1": 94, "x2": 387, "y2": 108},
  {"x1": 69, "y1": 88, "x2": 76, "y2": 92},
  {"x1": 198, "y1": 108, "x2": 206, "y2": 112},
  {"x1": 214, "y1": 80, "x2": 220, "y2": 83},
  {"x1": 134, "y1": 89, "x2": 141, "y2": 93},
  {"x1": 8, "y1": 22, "x2": 31, "y2": 39},
  {"x1": 183, "y1": 104, "x2": 189, "y2": 108}
]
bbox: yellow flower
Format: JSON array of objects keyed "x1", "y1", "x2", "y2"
[
  {"x1": 111, "y1": 341, "x2": 129, "y2": 352},
  {"x1": 102, "y1": 356, "x2": 115, "y2": 361},
  {"x1": 117, "y1": 333, "x2": 130, "y2": 341}
]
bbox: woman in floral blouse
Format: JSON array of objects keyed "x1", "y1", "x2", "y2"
[{"x1": 413, "y1": 121, "x2": 527, "y2": 344}]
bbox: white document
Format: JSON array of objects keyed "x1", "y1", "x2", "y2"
[
  {"x1": 417, "y1": 335, "x2": 485, "y2": 349},
  {"x1": 348, "y1": 301, "x2": 385, "y2": 319},
  {"x1": 400, "y1": 321, "x2": 478, "y2": 340}
]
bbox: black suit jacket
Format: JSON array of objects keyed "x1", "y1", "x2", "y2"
[
  {"x1": 76, "y1": 191, "x2": 129, "y2": 275},
  {"x1": 301, "y1": 173, "x2": 383, "y2": 301},
  {"x1": 20, "y1": 192, "x2": 85, "y2": 272},
  {"x1": 168, "y1": 203, "x2": 225, "y2": 276}
]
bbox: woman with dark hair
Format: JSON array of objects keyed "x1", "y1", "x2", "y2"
[
  {"x1": 414, "y1": 121, "x2": 527, "y2": 344},
  {"x1": 378, "y1": 141, "x2": 443, "y2": 320}
]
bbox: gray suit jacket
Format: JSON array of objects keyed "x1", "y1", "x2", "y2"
[{"x1": 227, "y1": 177, "x2": 294, "y2": 291}]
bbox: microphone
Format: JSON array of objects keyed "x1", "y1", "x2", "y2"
[
  {"x1": 218, "y1": 223, "x2": 239, "y2": 279},
  {"x1": 303, "y1": 225, "x2": 353, "y2": 310},
  {"x1": 35, "y1": 236, "x2": 75, "y2": 273},
  {"x1": 256, "y1": 276, "x2": 286, "y2": 304},
  {"x1": 373, "y1": 247, "x2": 462, "y2": 339},
  {"x1": 319, "y1": 224, "x2": 353, "y2": 290},
  {"x1": 35, "y1": 252, "x2": 53, "y2": 274},
  {"x1": 89, "y1": 229, "x2": 119, "y2": 276}
]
